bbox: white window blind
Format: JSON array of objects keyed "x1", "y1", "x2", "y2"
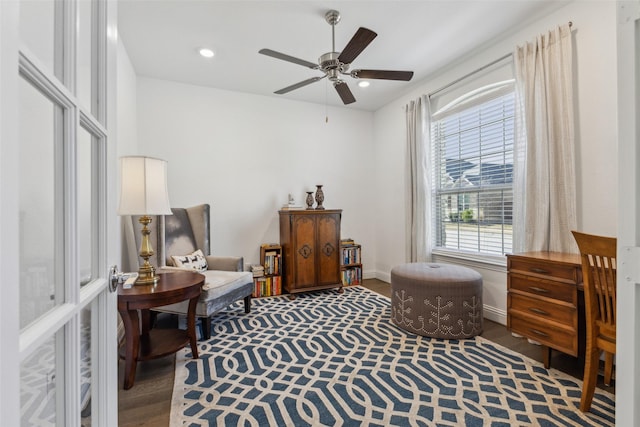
[{"x1": 431, "y1": 87, "x2": 514, "y2": 257}]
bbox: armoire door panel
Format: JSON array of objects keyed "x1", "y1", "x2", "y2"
[
  {"x1": 317, "y1": 214, "x2": 341, "y2": 284},
  {"x1": 292, "y1": 216, "x2": 316, "y2": 287}
]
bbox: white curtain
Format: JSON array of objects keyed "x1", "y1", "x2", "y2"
[
  {"x1": 406, "y1": 95, "x2": 432, "y2": 262},
  {"x1": 513, "y1": 24, "x2": 577, "y2": 253}
]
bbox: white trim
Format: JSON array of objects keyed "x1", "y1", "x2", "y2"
[
  {"x1": 0, "y1": 1, "x2": 22, "y2": 424},
  {"x1": 102, "y1": 0, "x2": 120, "y2": 424},
  {"x1": 431, "y1": 249, "x2": 507, "y2": 271},
  {"x1": 79, "y1": 277, "x2": 108, "y2": 306},
  {"x1": 65, "y1": 317, "x2": 79, "y2": 427},
  {"x1": 375, "y1": 270, "x2": 391, "y2": 283},
  {"x1": 19, "y1": 303, "x2": 76, "y2": 360},
  {"x1": 432, "y1": 79, "x2": 515, "y2": 119},
  {"x1": 19, "y1": 48, "x2": 76, "y2": 110},
  {"x1": 80, "y1": 109, "x2": 108, "y2": 139},
  {"x1": 362, "y1": 270, "x2": 377, "y2": 281},
  {"x1": 483, "y1": 305, "x2": 506, "y2": 325},
  {"x1": 616, "y1": 2, "x2": 640, "y2": 425}
]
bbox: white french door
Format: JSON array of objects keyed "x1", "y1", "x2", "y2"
[
  {"x1": 617, "y1": 2, "x2": 640, "y2": 425},
  {"x1": 0, "y1": 0, "x2": 118, "y2": 426}
]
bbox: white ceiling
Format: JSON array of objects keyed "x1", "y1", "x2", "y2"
[{"x1": 118, "y1": 1, "x2": 569, "y2": 112}]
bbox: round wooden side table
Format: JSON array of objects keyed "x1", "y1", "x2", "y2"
[{"x1": 118, "y1": 271, "x2": 203, "y2": 390}]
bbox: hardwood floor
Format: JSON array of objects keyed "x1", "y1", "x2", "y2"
[{"x1": 118, "y1": 278, "x2": 614, "y2": 426}]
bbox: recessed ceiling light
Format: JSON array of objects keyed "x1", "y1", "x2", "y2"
[
  {"x1": 358, "y1": 81, "x2": 370, "y2": 88},
  {"x1": 198, "y1": 48, "x2": 215, "y2": 58}
]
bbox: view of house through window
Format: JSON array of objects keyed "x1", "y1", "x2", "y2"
[{"x1": 431, "y1": 83, "x2": 514, "y2": 257}]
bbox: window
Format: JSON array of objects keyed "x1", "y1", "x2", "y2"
[{"x1": 431, "y1": 82, "x2": 514, "y2": 257}]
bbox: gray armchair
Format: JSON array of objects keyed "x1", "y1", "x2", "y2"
[{"x1": 122, "y1": 204, "x2": 252, "y2": 339}]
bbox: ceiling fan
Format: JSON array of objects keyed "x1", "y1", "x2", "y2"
[{"x1": 259, "y1": 10, "x2": 414, "y2": 105}]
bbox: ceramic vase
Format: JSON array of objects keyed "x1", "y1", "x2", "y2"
[
  {"x1": 305, "y1": 191, "x2": 314, "y2": 209},
  {"x1": 315, "y1": 185, "x2": 325, "y2": 210}
]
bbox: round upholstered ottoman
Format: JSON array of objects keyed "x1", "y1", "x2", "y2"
[{"x1": 390, "y1": 263, "x2": 483, "y2": 339}]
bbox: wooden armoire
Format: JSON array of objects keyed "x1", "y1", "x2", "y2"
[{"x1": 279, "y1": 209, "x2": 342, "y2": 296}]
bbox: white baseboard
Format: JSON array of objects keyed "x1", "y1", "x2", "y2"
[
  {"x1": 372, "y1": 270, "x2": 390, "y2": 283},
  {"x1": 362, "y1": 270, "x2": 379, "y2": 281},
  {"x1": 483, "y1": 305, "x2": 507, "y2": 326}
]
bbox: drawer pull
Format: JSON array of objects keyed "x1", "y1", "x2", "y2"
[
  {"x1": 530, "y1": 267, "x2": 550, "y2": 274},
  {"x1": 528, "y1": 307, "x2": 550, "y2": 316},
  {"x1": 528, "y1": 286, "x2": 550, "y2": 294},
  {"x1": 530, "y1": 328, "x2": 550, "y2": 338}
]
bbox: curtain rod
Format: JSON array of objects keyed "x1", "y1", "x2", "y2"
[
  {"x1": 427, "y1": 53, "x2": 512, "y2": 99},
  {"x1": 427, "y1": 21, "x2": 573, "y2": 100}
]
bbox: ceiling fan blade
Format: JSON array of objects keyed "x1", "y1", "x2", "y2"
[
  {"x1": 352, "y1": 69, "x2": 414, "y2": 81},
  {"x1": 334, "y1": 81, "x2": 356, "y2": 105},
  {"x1": 274, "y1": 76, "x2": 325, "y2": 94},
  {"x1": 337, "y1": 27, "x2": 377, "y2": 64},
  {"x1": 259, "y1": 48, "x2": 318, "y2": 69}
]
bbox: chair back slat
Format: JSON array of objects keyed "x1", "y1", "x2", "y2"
[
  {"x1": 588, "y1": 254, "x2": 617, "y2": 329},
  {"x1": 572, "y1": 231, "x2": 617, "y2": 334}
]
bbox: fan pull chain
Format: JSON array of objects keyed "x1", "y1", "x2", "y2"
[{"x1": 325, "y1": 80, "x2": 329, "y2": 123}]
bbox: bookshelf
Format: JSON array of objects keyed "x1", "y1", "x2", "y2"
[
  {"x1": 251, "y1": 244, "x2": 283, "y2": 298},
  {"x1": 340, "y1": 239, "x2": 362, "y2": 286}
]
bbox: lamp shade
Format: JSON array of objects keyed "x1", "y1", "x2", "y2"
[{"x1": 117, "y1": 156, "x2": 172, "y2": 215}]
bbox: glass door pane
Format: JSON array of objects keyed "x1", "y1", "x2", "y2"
[
  {"x1": 20, "y1": 330, "x2": 64, "y2": 426},
  {"x1": 80, "y1": 304, "x2": 93, "y2": 426},
  {"x1": 78, "y1": 0, "x2": 95, "y2": 113},
  {"x1": 78, "y1": 126, "x2": 98, "y2": 287},
  {"x1": 18, "y1": 75, "x2": 64, "y2": 329},
  {"x1": 19, "y1": 0, "x2": 61, "y2": 80}
]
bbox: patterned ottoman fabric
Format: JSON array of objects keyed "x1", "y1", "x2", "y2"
[{"x1": 391, "y1": 262, "x2": 483, "y2": 339}]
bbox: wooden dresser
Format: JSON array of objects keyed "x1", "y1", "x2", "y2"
[
  {"x1": 279, "y1": 209, "x2": 342, "y2": 297},
  {"x1": 507, "y1": 251, "x2": 583, "y2": 368}
]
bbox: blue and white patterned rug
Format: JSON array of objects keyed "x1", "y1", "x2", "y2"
[{"x1": 170, "y1": 286, "x2": 615, "y2": 426}]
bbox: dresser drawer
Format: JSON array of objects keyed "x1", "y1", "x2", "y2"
[
  {"x1": 508, "y1": 273, "x2": 576, "y2": 303},
  {"x1": 509, "y1": 313, "x2": 578, "y2": 356},
  {"x1": 508, "y1": 293, "x2": 575, "y2": 327},
  {"x1": 508, "y1": 257, "x2": 580, "y2": 283}
]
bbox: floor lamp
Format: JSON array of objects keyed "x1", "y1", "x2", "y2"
[{"x1": 117, "y1": 156, "x2": 172, "y2": 285}]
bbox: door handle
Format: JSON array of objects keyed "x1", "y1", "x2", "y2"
[{"x1": 108, "y1": 265, "x2": 120, "y2": 293}]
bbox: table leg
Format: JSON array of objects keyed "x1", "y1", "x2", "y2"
[
  {"x1": 542, "y1": 345, "x2": 551, "y2": 369},
  {"x1": 140, "y1": 309, "x2": 151, "y2": 336},
  {"x1": 187, "y1": 296, "x2": 199, "y2": 359},
  {"x1": 120, "y1": 308, "x2": 140, "y2": 390}
]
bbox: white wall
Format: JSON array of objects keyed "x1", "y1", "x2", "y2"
[
  {"x1": 373, "y1": 0, "x2": 618, "y2": 324},
  {"x1": 136, "y1": 77, "x2": 376, "y2": 269},
  {"x1": 117, "y1": 39, "x2": 138, "y2": 275},
  {"x1": 117, "y1": 39, "x2": 138, "y2": 156},
  {"x1": 122, "y1": 1, "x2": 618, "y2": 324}
]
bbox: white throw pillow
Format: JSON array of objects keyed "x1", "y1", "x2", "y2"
[{"x1": 171, "y1": 249, "x2": 208, "y2": 272}]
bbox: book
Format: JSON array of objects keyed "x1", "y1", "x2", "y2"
[{"x1": 250, "y1": 264, "x2": 265, "y2": 277}]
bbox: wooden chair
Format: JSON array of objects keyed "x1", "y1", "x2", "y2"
[{"x1": 571, "y1": 231, "x2": 617, "y2": 412}]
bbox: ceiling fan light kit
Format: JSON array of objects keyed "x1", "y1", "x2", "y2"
[
  {"x1": 198, "y1": 47, "x2": 215, "y2": 58},
  {"x1": 259, "y1": 9, "x2": 414, "y2": 105}
]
